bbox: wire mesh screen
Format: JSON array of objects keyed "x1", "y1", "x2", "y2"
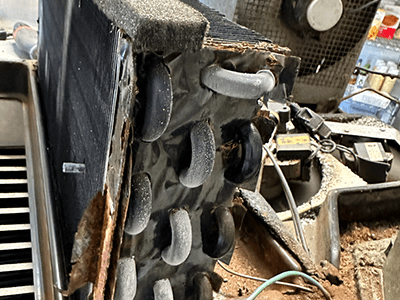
[{"x1": 233, "y1": 0, "x2": 378, "y2": 91}]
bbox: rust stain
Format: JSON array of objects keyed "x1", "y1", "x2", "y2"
[
  {"x1": 105, "y1": 145, "x2": 133, "y2": 300},
  {"x1": 203, "y1": 37, "x2": 291, "y2": 55},
  {"x1": 93, "y1": 119, "x2": 133, "y2": 300},
  {"x1": 92, "y1": 186, "x2": 115, "y2": 300},
  {"x1": 62, "y1": 190, "x2": 107, "y2": 297}
]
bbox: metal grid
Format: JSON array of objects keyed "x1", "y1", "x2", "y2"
[
  {"x1": 233, "y1": 0, "x2": 378, "y2": 89},
  {"x1": 0, "y1": 148, "x2": 35, "y2": 299}
]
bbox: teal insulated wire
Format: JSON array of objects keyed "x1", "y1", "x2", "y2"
[{"x1": 245, "y1": 270, "x2": 331, "y2": 300}]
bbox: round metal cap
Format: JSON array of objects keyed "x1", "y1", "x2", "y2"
[{"x1": 306, "y1": 0, "x2": 343, "y2": 31}]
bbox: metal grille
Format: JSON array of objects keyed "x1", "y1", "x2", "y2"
[
  {"x1": 233, "y1": 0, "x2": 378, "y2": 89},
  {"x1": 183, "y1": 0, "x2": 272, "y2": 44},
  {"x1": 0, "y1": 148, "x2": 35, "y2": 299}
]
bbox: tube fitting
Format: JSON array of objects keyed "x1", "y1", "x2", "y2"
[
  {"x1": 201, "y1": 65, "x2": 276, "y2": 99},
  {"x1": 161, "y1": 209, "x2": 192, "y2": 266}
]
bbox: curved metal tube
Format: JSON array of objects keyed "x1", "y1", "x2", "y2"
[
  {"x1": 193, "y1": 273, "x2": 213, "y2": 300},
  {"x1": 224, "y1": 123, "x2": 263, "y2": 184},
  {"x1": 141, "y1": 57, "x2": 173, "y2": 142},
  {"x1": 124, "y1": 173, "x2": 152, "y2": 235},
  {"x1": 153, "y1": 279, "x2": 174, "y2": 300},
  {"x1": 179, "y1": 120, "x2": 216, "y2": 188},
  {"x1": 114, "y1": 257, "x2": 137, "y2": 300},
  {"x1": 203, "y1": 206, "x2": 235, "y2": 259},
  {"x1": 161, "y1": 209, "x2": 192, "y2": 266},
  {"x1": 201, "y1": 65, "x2": 275, "y2": 99}
]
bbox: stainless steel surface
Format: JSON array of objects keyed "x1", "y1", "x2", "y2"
[
  {"x1": 23, "y1": 61, "x2": 65, "y2": 300},
  {"x1": 0, "y1": 100, "x2": 25, "y2": 146},
  {"x1": 0, "y1": 285, "x2": 35, "y2": 296},
  {"x1": 0, "y1": 224, "x2": 31, "y2": 231},
  {"x1": 0, "y1": 207, "x2": 30, "y2": 213},
  {"x1": 0, "y1": 60, "x2": 64, "y2": 300},
  {"x1": 0, "y1": 192, "x2": 29, "y2": 198},
  {"x1": 0, "y1": 242, "x2": 32, "y2": 250},
  {"x1": 0, "y1": 262, "x2": 33, "y2": 272}
]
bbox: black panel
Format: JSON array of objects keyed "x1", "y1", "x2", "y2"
[{"x1": 38, "y1": 0, "x2": 118, "y2": 277}]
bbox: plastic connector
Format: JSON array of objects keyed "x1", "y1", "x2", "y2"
[
  {"x1": 0, "y1": 29, "x2": 7, "y2": 40},
  {"x1": 290, "y1": 102, "x2": 331, "y2": 139}
]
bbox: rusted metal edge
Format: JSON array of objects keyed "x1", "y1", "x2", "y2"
[
  {"x1": 63, "y1": 34, "x2": 136, "y2": 299},
  {"x1": 239, "y1": 188, "x2": 318, "y2": 275},
  {"x1": 105, "y1": 135, "x2": 133, "y2": 300},
  {"x1": 203, "y1": 37, "x2": 291, "y2": 56},
  {"x1": 92, "y1": 36, "x2": 136, "y2": 300}
]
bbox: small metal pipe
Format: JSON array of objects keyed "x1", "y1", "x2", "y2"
[
  {"x1": 201, "y1": 65, "x2": 276, "y2": 99},
  {"x1": 341, "y1": 87, "x2": 400, "y2": 105}
]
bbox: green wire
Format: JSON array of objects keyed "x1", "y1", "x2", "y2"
[{"x1": 246, "y1": 270, "x2": 332, "y2": 300}]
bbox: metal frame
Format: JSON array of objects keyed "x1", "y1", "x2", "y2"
[{"x1": 0, "y1": 60, "x2": 64, "y2": 300}]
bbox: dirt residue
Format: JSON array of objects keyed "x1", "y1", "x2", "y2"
[{"x1": 214, "y1": 220, "x2": 400, "y2": 299}]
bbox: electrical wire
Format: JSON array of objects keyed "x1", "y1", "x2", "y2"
[
  {"x1": 263, "y1": 143, "x2": 309, "y2": 254},
  {"x1": 217, "y1": 260, "x2": 313, "y2": 293},
  {"x1": 347, "y1": 0, "x2": 379, "y2": 13},
  {"x1": 337, "y1": 144, "x2": 357, "y2": 162},
  {"x1": 319, "y1": 139, "x2": 337, "y2": 153},
  {"x1": 245, "y1": 270, "x2": 332, "y2": 300},
  {"x1": 319, "y1": 139, "x2": 358, "y2": 162},
  {"x1": 266, "y1": 124, "x2": 277, "y2": 147},
  {"x1": 306, "y1": 141, "x2": 321, "y2": 163}
]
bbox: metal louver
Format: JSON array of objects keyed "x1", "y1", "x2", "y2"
[{"x1": 0, "y1": 148, "x2": 35, "y2": 299}]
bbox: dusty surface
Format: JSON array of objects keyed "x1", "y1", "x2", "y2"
[
  {"x1": 277, "y1": 153, "x2": 367, "y2": 222},
  {"x1": 340, "y1": 220, "x2": 399, "y2": 300},
  {"x1": 214, "y1": 220, "x2": 399, "y2": 300}
]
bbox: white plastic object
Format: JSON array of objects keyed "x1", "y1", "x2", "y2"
[{"x1": 307, "y1": 0, "x2": 343, "y2": 31}]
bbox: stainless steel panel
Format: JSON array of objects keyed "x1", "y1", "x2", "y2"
[{"x1": 0, "y1": 60, "x2": 64, "y2": 300}]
